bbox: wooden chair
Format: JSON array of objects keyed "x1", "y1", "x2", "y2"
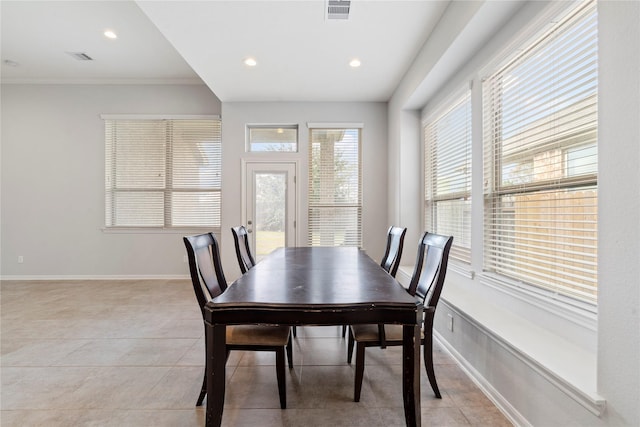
[
  {"x1": 231, "y1": 225, "x2": 297, "y2": 338},
  {"x1": 231, "y1": 225, "x2": 256, "y2": 274},
  {"x1": 380, "y1": 226, "x2": 407, "y2": 277},
  {"x1": 183, "y1": 232, "x2": 293, "y2": 408},
  {"x1": 342, "y1": 226, "x2": 407, "y2": 338},
  {"x1": 347, "y1": 232, "x2": 453, "y2": 402}
]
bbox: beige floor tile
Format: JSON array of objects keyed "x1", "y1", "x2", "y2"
[
  {"x1": 50, "y1": 338, "x2": 196, "y2": 366},
  {"x1": 283, "y1": 407, "x2": 385, "y2": 426},
  {"x1": 295, "y1": 337, "x2": 351, "y2": 366},
  {"x1": 220, "y1": 408, "x2": 285, "y2": 427},
  {"x1": 459, "y1": 405, "x2": 514, "y2": 426},
  {"x1": 224, "y1": 365, "x2": 297, "y2": 409},
  {"x1": 0, "y1": 279, "x2": 511, "y2": 426},
  {"x1": 286, "y1": 365, "x2": 378, "y2": 409},
  {"x1": 135, "y1": 366, "x2": 211, "y2": 409},
  {"x1": 1, "y1": 366, "x2": 97, "y2": 410},
  {"x1": 378, "y1": 406, "x2": 472, "y2": 427},
  {"x1": 1, "y1": 338, "x2": 90, "y2": 366},
  {"x1": 0, "y1": 409, "x2": 86, "y2": 427}
]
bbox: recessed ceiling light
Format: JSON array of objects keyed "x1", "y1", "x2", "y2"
[
  {"x1": 104, "y1": 30, "x2": 117, "y2": 39},
  {"x1": 349, "y1": 58, "x2": 361, "y2": 68},
  {"x1": 244, "y1": 57, "x2": 257, "y2": 67}
]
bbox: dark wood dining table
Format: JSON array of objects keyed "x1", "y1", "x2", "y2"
[{"x1": 203, "y1": 246, "x2": 423, "y2": 426}]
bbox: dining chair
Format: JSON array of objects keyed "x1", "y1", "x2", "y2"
[
  {"x1": 347, "y1": 231, "x2": 453, "y2": 402},
  {"x1": 342, "y1": 225, "x2": 407, "y2": 338},
  {"x1": 231, "y1": 225, "x2": 256, "y2": 274},
  {"x1": 380, "y1": 225, "x2": 407, "y2": 277},
  {"x1": 231, "y1": 225, "x2": 297, "y2": 338},
  {"x1": 183, "y1": 232, "x2": 293, "y2": 408}
]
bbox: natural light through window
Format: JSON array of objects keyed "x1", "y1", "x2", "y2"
[
  {"x1": 104, "y1": 118, "x2": 222, "y2": 229},
  {"x1": 308, "y1": 128, "x2": 362, "y2": 247},
  {"x1": 482, "y1": 0, "x2": 598, "y2": 305},
  {"x1": 247, "y1": 125, "x2": 298, "y2": 152},
  {"x1": 424, "y1": 90, "x2": 472, "y2": 263}
]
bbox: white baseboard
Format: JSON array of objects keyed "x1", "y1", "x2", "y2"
[{"x1": 434, "y1": 331, "x2": 531, "y2": 427}]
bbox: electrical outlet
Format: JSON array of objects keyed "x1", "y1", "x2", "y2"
[
  {"x1": 447, "y1": 314, "x2": 454, "y2": 332},
  {"x1": 17, "y1": 256, "x2": 24, "y2": 264}
]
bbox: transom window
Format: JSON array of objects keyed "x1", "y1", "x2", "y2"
[{"x1": 247, "y1": 125, "x2": 298, "y2": 152}]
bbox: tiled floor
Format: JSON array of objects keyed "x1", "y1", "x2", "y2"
[{"x1": 1, "y1": 280, "x2": 511, "y2": 426}]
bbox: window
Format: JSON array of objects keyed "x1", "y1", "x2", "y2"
[
  {"x1": 424, "y1": 90, "x2": 472, "y2": 263},
  {"x1": 483, "y1": 1, "x2": 597, "y2": 304},
  {"x1": 104, "y1": 117, "x2": 221, "y2": 229},
  {"x1": 308, "y1": 127, "x2": 362, "y2": 247},
  {"x1": 247, "y1": 125, "x2": 298, "y2": 152}
]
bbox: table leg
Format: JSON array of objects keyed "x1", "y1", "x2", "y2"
[
  {"x1": 402, "y1": 324, "x2": 421, "y2": 426},
  {"x1": 206, "y1": 324, "x2": 226, "y2": 427}
]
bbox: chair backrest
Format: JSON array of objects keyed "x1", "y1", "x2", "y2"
[
  {"x1": 380, "y1": 226, "x2": 407, "y2": 277},
  {"x1": 231, "y1": 225, "x2": 256, "y2": 274},
  {"x1": 183, "y1": 232, "x2": 228, "y2": 318},
  {"x1": 407, "y1": 232, "x2": 453, "y2": 313}
]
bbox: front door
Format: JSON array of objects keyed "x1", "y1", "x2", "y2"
[{"x1": 244, "y1": 162, "x2": 297, "y2": 260}]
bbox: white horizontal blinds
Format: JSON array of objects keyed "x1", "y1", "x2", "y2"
[
  {"x1": 105, "y1": 118, "x2": 222, "y2": 228},
  {"x1": 308, "y1": 128, "x2": 362, "y2": 247},
  {"x1": 483, "y1": 0, "x2": 598, "y2": 304},
  {"x1": 169, "y1": 120, "x2": 222, "y2": 227},
  {"x1": 105, "y1": 120, "x2": 165, "y2": 227},
  {"x1": 424, "y1": 90, "x2": 472, "y2": 263}
]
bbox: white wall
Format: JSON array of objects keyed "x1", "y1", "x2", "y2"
[
  {"x1": 1, "y1": 84, "x2": 221, "y2": 277},
  {"x1": 389, "y1": 1, "x2": 640, "y2": 426},
  {"x1": 596, "y1": 1, "x2": 640, "y2": 424},
  {"x1": 220, "y1": 102, "x2": 389, "y2": 281},
  {"x1": 0, "y1": 89, "x2": 389, "y2": 281}
]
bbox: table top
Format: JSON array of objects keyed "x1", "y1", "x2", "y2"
[{"x1": 204, "y1": 247, "x2": 421, "y2": 326}]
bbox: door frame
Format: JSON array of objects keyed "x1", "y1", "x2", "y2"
[{"x1": 241, "y1": 160, "x2": 298, "y2": 253}]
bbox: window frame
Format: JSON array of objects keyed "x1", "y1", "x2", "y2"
[
  {"x1": 102, "y1": 115, "x2": 222, "y2": 232},
  {"x1": 246, "y1": 124, "x2": 299, "y2": 153},
  {"x1": 424, "y1": 89, "x2": 473, "y2": 263},
  {"x1": 481, "y1": 0, "x2": 598, "y2": 307},
  {"x1": 307, "y1": 125, "x2": 363, "y2": 248}
]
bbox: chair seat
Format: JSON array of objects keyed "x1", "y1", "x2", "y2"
[
  {"x1": 351, "y1": 324, "x2": 424, "y2": 343},
  {"x1": 183, "y1": 232, "x2": 293, "y2": 408},
  {"x1": 227, "y1": 325, "x2": 291, "y2": 346},
  {"x1": 347, "y1": 232, "x2": 453, "y2": 402}
]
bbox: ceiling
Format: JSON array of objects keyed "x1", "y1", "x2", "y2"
[
  {"x1": 1, "y1": 0, "x2": 449, "y2": 102},
  {"x1": 0, "y1": 1, "x2": 200, "y2": 85}
]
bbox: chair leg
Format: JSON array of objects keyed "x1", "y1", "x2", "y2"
[
  {"x1": 292, "y1": 326, "x2": 297, "y2": 338},
  {"x1": 353, "y1": 343, "x2": 366, "y2": 402},
  {"x1": 196, "y1": 369, "x2": 207, "y2": 406},
  {"x1": 347, "y1": 327, "x2": 355, "y2": 364},
  {"x1": 286, "y1": 334, "x2": 294, "y2": 369},
  {"x1": 342, "y1": 325, "x2": 347, "y2": 337},
  {"x1": 276, "y1": 348, "x2": 287, "y2": 409},
  {"x1": 423, "y1": 320, "x2": 441, "y2": 398}
]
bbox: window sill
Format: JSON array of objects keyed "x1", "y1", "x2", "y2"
[
  {"x1": 397, "y1": 266, "x2": 605, "y2": 417},
  {"x1": 101, "y1": 227, "x2": 220, "y2": 235}
]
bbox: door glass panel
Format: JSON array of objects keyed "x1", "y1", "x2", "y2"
[{"x1": 255, "y1": 172, "x2": 286, "y2": 259}]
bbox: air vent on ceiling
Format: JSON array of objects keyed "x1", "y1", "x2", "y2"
[
  {"x1": 327, "y1": 0, "x2": 350, "y2": 20},
  {"x1": 66, "y1": 52, "x2": 93, "y2": 61}
]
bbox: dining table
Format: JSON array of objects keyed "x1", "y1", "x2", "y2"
[{"x1": 203, "y1": 246, "x2": 423, "y2": 426}]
